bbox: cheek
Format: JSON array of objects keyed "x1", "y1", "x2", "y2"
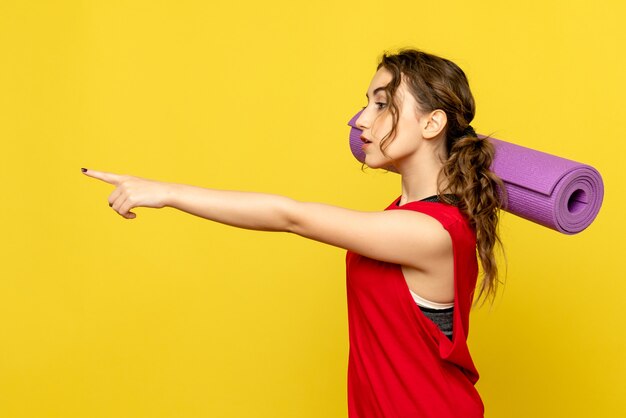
[
  {"x1": 386, "y1": 122, "x2": 420, "y2": 154},
  {"x1": 396, "y1": 113, "x2": 421, "y2": 140},
  {"x1": 371, "y1": 113, "x2": 393, "y2": 140}
]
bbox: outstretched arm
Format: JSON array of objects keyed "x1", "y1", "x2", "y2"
[{"x1": 81, "y1": 169, "x2": 451, "y2": 270}]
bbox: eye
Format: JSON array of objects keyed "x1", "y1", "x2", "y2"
[{"x1": 375, "y1": 102, "x2": 387, "y2": 110}]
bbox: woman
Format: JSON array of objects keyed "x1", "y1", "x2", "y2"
[{"x1": 83, "y1": 48, "x2": 505, "y2": 417}]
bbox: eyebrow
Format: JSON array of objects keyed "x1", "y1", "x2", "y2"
[{"x1": 365, "y1": 86, "x2": 387, "y2": 99}]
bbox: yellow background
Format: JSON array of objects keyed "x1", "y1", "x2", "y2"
[{"x1": 1, "y1": 0, "x2": 624, "y2": 417}]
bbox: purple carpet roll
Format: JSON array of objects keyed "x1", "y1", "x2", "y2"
[{"x1": 348, "y1": 110, "x2": 604, "y2": 234}]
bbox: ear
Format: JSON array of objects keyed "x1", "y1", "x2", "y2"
[{"x1": 421, "y1": 109, "x2": 447, "y2": 140}]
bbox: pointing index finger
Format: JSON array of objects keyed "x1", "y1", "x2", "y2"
[{"x1": 81, "y1": 168, "x2": 123, "y2": 186}]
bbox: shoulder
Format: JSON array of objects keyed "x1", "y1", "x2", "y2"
[
  {"x1": 390, "y1": 200, "x2": 476, "y2": 250},
  {"x1": 389, "y1": 199, "x2": 467, "y2": 230},
  {"x1": 381, "y1": 204, "x2": 458, "y2": 268}
]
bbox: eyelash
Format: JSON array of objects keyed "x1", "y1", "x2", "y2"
[{"x1": 362, "y1": 102, "x2": 387, "y2": 110}]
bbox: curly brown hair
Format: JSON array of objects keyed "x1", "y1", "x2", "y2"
[{"x1": 375, "y1": 48, "x2": 507, "y2": 307}]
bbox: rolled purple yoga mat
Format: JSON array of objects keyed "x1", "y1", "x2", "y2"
[{"x1": 348, "y1": 110, "x2": 604, "y2": 234}]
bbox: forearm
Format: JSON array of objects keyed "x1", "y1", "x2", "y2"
[{"x1": 165, "y1": 183, "x2": 296, "y2": 232}]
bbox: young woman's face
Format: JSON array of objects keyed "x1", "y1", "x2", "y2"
[{"x1": 355, "y1": 67, "x2": 426, "y2": 170}]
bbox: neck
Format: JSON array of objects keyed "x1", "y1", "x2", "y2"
[{"x1": 395, "y1": 146, "x2": 448, "y2": 205}]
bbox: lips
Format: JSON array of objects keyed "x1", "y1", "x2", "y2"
[{"x1": 360, "y1": 135, "x2": 372, "y2": 144}]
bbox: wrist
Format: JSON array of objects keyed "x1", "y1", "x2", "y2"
[{"x1": 162, "y1": 181, "x2": 181, "y2": 208}]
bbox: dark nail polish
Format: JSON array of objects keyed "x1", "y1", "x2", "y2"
[
  {"x1": 109, "y1": 203, "x2": 112, "y2": 207},
  {"x1": 81, "y1": 168, "x2": 87, "y2": 172}
]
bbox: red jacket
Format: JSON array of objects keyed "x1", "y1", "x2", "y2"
[{"x1": 346, "y1": 197, "x2": 484, "y2": 417}]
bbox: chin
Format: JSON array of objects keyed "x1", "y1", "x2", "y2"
[{"x1": 364, "y1": 157, "x2": 396, "y2": 171}]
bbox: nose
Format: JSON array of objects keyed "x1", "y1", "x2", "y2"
[{"x1": 355, "y1": 108, "x2": 369, "y2": 130}]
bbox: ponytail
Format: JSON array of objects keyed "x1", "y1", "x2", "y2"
[{"x1": 438, "y1": 128, "x2": 507, "y2": 307}]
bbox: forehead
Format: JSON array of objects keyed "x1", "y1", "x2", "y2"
[
  {"x1": 365, "y1": 67, "x2": 412, "y2": 104},
  {"x1": 366, "y1": 67, "x2": 393, "y2": 95}
]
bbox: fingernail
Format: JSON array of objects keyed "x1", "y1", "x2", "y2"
[{"x1": 81, "y1": 168, "x2": 87, "y2": 172}]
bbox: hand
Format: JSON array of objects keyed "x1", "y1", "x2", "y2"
[{"x1": 81, "y1": 168, "x2": 173, "y2": 219}]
